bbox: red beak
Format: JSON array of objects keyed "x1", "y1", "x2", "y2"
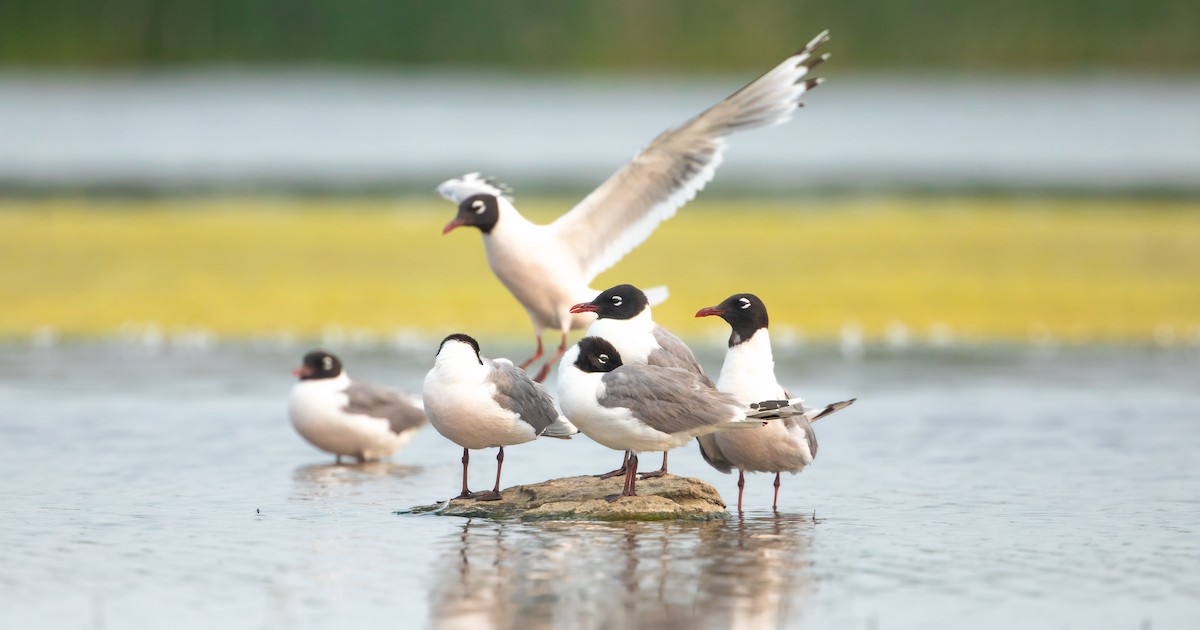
[
  {"x1": 292, "y1": 366, "x2": 311, "y2": 378},
  {"x1": 695, "y1": 306, "x2": 725, "y2": 318},
  {"x1": 569, "y1": 302, "x2": 599, "y2": 314},
  {"x1": 442, "y1": 218, "x2": 467, "y2": 235}
]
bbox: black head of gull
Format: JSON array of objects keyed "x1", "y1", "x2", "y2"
[
  {"x1": 570, "y1": 284, "x2": 649, "y2": 320},
  {"x1": 572, "y1": 336, "x2": 625, "y2": 373},
  {"x1": 696, "y1": 293, "x2": 769, "y2": 347},
  {"x1": 442, "y1": 193, "x2": 501, "y2": 235},
  {"x1": 293, "y1": 349, "x2": 343, "y2": 380}
]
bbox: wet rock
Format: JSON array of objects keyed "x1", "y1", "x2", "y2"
[{"x1": 400, "y1": 474, "x2": 728, "y2": 522}]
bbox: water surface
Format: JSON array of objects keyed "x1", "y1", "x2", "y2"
[{"x1": 0, "y1": 342, "x2": 1197, "y2": 628}]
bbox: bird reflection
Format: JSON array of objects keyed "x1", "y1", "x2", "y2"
[
  {"x1": 291, "y1": 461, "x2": 421, "y2": 500},
  {"x1": 428, "y1": 514, "x2": 815, "y2": 629}
]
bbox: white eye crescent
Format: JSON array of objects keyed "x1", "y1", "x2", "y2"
[
  {"x1": 471, "y1": 200, "x2": 486, "y2": 214},
  {"x1": 598, "y1": 353, "x2": 609, "y2": 364},
  {"x1": 739, "y1": 298, "x2": 751, "y2": 310},
  {"x1": 322, "y1": 356, "x2": 333, "y2": 370},
  {"x1": 611, "y1": 296, "x2": 623, "y2": 306}
]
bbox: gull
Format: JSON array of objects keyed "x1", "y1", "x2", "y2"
[
  {"x1": 558, "y1": 336, "x2": 795, "y2": 501},
  {"x1": 422, "y1": 334, "x2": 577, "y2": 501},
  {"x1": 437, "y1": 30, "x2": 831, "y2": 382},
  {"x1": 566, "y1": 283, "x2": 713, "y2": 479},
  {"x1": 695, "y1": 293, "x2": 855, "y2": 511},
  {"x1": 288, "y1": 349, "x2": 426, "y2": 463}
]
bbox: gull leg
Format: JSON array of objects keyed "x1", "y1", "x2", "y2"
[
  {"x1": 737, "y1": 470, "x2": 746, "y2": 513},
  {"x1": 773, "y1": 472, "x2": 782, "y2": 512},
  {"x1": 624, "y1": 453, "x2": 640, "y2": 497},
  {"x1": 532, "y1": 332, "x2": 569, "y2": 383},
  {"x1": 518, "y1": 335, "x2": 544, "y2": 370},
  {"x1": 595, "y1": 451, "x2": 629, "y2": 479},
  {"x1": 637, "y1": 451, "x2": 669, "y2": 479},
  {"x1": 453, "y1": 448, "x2": 473, "y2": 500},
  {"x1": 472, "y1": 447, "x2": 505, "y2": 502}
]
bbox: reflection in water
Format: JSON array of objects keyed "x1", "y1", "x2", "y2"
[
  {"x1": 429, "y1": 515, "x2": 815, "y2": 629},
  {"x1": 291, "y1": 461, "x2": 421, "y2": 502}
]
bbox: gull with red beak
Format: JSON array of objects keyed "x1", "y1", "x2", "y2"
[
  {"x1": 564, "y1": 283, "x2": 715, "y2": 480},
  {"x1": 288, "y1": 349, "x2": 426, "y2": 464},
  {"x1": 437, "y1": 30, "x2": 831, "y2": 383},
  {"x1": 695, "y1": 294, "x2": 855, "y2": 512}
]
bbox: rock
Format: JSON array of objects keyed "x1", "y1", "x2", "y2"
[{"x1": 400, "y1": 474, "x2": 728, "y2": 522}]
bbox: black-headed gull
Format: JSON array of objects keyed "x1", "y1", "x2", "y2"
[
  {"x1": 565, "y1": 283, "x2": 714, "y2": 479},
  {"x1": 695, "y1": 294, "x2": 855, "y2": 511},
  {"x1": 559, "y1": 336, "x2": 794, "y2": 501},
  {"x1": 437, "y1": 30, "x2": 831, "y2": 383},
  {"x1": 288, "y1": 349, "x2": 426, "y2": 464},
  {"x1": 422, "y1": 334, "x2": 577, "y2": 501}
]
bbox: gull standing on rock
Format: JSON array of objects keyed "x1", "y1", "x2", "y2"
[
  {"x1": 437, "y1": 30, "x2": 831, "y2": 383},
  {"x1": 566, "y1": 283, "x2": 714, "y2": 479},
  {"x1": 288, "y1": 349, "x2": 426, "y2": 464},
  {"x1": 558, "y1": 336, "x2": 792, "y2": 501},
  {"x1": 423, "y1": 334, "x2": 578, "y2": 501},
  {"x1": 695, "y1": 294, "x2": 856, "y2": 511}
]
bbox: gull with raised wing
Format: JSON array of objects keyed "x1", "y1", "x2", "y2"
[
  {"x1": 423, "y1": 334, "x2": 578, "y2": 501},
  {"x1": 437, "y1": 30, "x2": 831, "y2": 382},
  {"x1": 288, "y1": 349, "x2": 426, "y2": 463},
  {"x1": 695, "y1": 294, "x2": 855, "y2": 512}
]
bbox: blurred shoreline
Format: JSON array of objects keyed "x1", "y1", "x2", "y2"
[{"x1": 2, "y1": 71, "x2": 1198, "y2": 197}]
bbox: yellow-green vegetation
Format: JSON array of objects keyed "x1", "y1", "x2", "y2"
[{"x1": 3, "y1": 197, "x2": 1198, "y2": 344}]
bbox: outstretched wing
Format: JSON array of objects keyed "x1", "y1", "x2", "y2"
[{"x1": 550, "y1": 30, "x2": 830, "y2": 282}]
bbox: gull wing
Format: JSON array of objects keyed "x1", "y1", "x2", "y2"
[
  {"x1": 550, "y1": 30, "x2": 830, "y2": 281},
  {"x1": 343, "y1": 382, "x2": 427, "y2": 434}
]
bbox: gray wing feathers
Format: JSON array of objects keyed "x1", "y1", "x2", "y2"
[
  {"x1": 343, "y1": 382, "x2": 427, "y2": 434},
  {"x1": 648, "y1": 325, "x2": 715, "y2": 387},
  {"x1": 599, "y1": 366, "x2": 741, "y2": 435},
  {"x1": 490, "y1": 361, "x2": 571, "y2": 437},
  {"x1": 550, "y1": 32, "x2": 829, "y2": 281},
  {"x1": 696, "y1": 435, "x2": 735, "y2": 474}
]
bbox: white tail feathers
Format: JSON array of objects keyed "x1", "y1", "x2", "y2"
[{"x1": 540, "y1": 416, "x2": 579, "y2": 439}]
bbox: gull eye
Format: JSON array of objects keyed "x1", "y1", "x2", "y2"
[
  {"x1": 611, "y1": 296, "x2": 623, "y2": 306},
  {"x1": 598, "y1": 353, "x2": 609, "y2": 364},
  {"x1": 471, "y1": 200, "x2": 486, "y2": 214},
  {"x1": 739, "y1": 298, "x2": 751, "y2": 310},
  {"x1": 322, "y1": 356, "x2": 333, "y2": 370}
]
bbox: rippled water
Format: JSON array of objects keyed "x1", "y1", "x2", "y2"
[{"x1": 1, "y1": 342, "x2": 1197, "y2": 628}]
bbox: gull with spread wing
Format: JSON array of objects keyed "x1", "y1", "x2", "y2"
[{"x1": 437, "y1": 30, "x2": 831, "y2": 383}]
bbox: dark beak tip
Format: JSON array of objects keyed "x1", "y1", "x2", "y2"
[{"x1": 569, "y1": 303, "x2": 599, "y2": 314}]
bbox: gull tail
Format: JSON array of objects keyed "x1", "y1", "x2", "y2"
[
  {"x1": 540, "y1": 415, "x2": 579, "y2": 439},
  {"x1": 807, "y1": 398, "x2": 856, "y2": 423},
  {"x1": 746, "y1": 397, "x2": 856, "y2": 422}
]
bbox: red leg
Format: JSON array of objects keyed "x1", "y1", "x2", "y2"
[
  {"x1": 623, "y1": 453, "x2": 640, "y2": 497},
  {"x1": 737, "y1": 470, "x2": 746, "y2": 513},
  {"x1": 473, "y1": 447, "x2": 505, "y2": 502},
  {"x1": 772, "y1": 472, "x2": 781, "y2": 512},
  {"x1": 454, "y1": 448, "x2": 472, "y2": 500},
  {"x1": 518, "y1": 335, "x2": 544, "y2": 370},
  {"x1": 595, "y1": 451, "x2": 629, "y2": 479},
  {"x1": 638, "y1": 451, "x2": 669, "y2": 479},
  {"x1": 532, "y1": 332, "x2": 569, "y2": 383}
]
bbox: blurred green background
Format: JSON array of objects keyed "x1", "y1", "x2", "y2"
[
  {"x1": 2, "y1": 2, "x2": 1197, "y2": 346},
  {"x1": 3, "y1": 0, "x2": 1198, "y2": 71}
]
